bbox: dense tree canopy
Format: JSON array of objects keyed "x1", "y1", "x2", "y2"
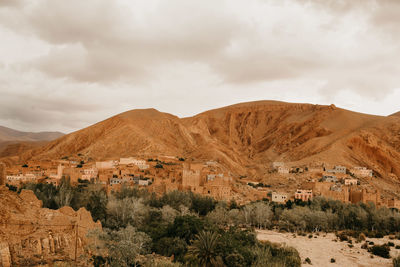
[{"x1": 19, "y1": 180, "x2": 400, "y2": 266}]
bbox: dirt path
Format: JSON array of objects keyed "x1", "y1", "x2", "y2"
[{"x1": 256, "y1": 230, "x2": 399, "y2": 267}]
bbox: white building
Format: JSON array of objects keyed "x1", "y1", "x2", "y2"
[
  {"x1": 119, "y1": 157, "x2": 147, "y2": 166},
  {"x1": 207, "y1": 173, "x2": 224, "y2": 181},
  {"x1": 334, "y1": 166, "x2": 346, "y2": 174},
  {"x1": 110, "y1": 177, "x2": 122, "y2": 185},
  {"x1": 322, "y1": 175, "x2": 338, "y2": 183},
  {"x1": 327, "y1": 165, "x2": 346, "y2": 174},
  {"x1": 271, "y1": 192, "x2": 288, "y2": 203},
  {"x1": 138, "y1": 179, "x2": 149, "y2": 186},
  {"x1": 271, "y1": 162, "x2": 285, "y2": 169},
  {"x1": 206, "y1": 161, "x2": 218, "y2": 167},
  {"x1": 344, "y1": 178, "x2": 358, "y2": 185},
  {"x1": 49, "y1": 164, "x2": 65, "y2": 179},
  {"x1": 119, "y1": 157, "x2": 149, "y2": 169},
  {"x1": 351, "y1": 167, "x2": 373, "y2": 177},
  {"x1": 137, "y1": 163, "x2": 149, "y2": 170},
  {"x1": 6, "y1": 175, "x2": 21, "y2": 182},
  {"x1": 96, "y1": 161, "x2": 117, "y2": 169},
  {"x1": 207, "y1": 174, "x2": 216, "y2": 181},
  {"x1": 81, "y1": 167, "x2": 98, "y2": 180},
  {"x1": 6, "y1": 173, "x2": 37, "y2": 183},
  {"x1": 277, "y1": 166, "x2": 290, "y2": 174}
]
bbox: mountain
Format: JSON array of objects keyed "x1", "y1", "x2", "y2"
[
  {"x1": 390, "y1": 111, "x2": 400, "y2": 117},
  {"x1": 0, "y1": 125, "x2": 64, "y2": 142},
  {"x1": 0, "y1": 125, "x2": 64, "y2": 158},
  {"x1": 14, "y1": 101, "x2": 400, "y2": 183}
]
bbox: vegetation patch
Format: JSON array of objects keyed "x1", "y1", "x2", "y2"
[{"x1": 369, "y1": 245, "x2": 390, "y2": 259}]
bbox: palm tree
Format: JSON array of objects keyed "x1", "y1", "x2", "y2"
[{"x1": 188, "y1": 231, "x2": 220, "y2": 267}]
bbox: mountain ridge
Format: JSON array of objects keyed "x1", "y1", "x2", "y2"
[
  {"x1": 0, "y1": 125, "x2": 64, "y2": 142},
  {"x1": 0, "y1": 125, "x2": 64, "y2": 159},
  {"x1": 5, "y1": 101, "x2": 400, "y2": 186}
]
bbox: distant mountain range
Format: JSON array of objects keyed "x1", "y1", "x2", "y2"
[
  {"x1": 0, "y1": 125, "x2": 64, "y2": 142},
  {"x1": 0, "y1": 125, "x2": 64, "y2": 158}
]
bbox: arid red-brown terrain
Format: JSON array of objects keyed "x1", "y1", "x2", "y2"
[{"x1": 4, "y1": 100, "x2": 400, "y2": 194}]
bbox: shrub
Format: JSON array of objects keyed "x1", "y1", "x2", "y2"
[
  {"x1": 395, "y1": 245, "x2": 400, "y2": 249},
  {"x1": 305, "y1": 257, "x2": 312, "y2": 264},
  {"x1": 388, "y1": 242, "x2": 395, "y2": 247},
  {"x1": 330, "y1": 258, "x2": 336, "y2": 263},
  {"x1": 6, "y1": 184, "x2": 17, "y2": 192},
  {"x1": 337, "y1": 232, "x2": 348, "y2": 241},
  {"x1": 348, "y1": 244, "x2": 354, "y2": 248},
  {"x1": 370, "y1": 245, "x2": 390, "y2": 258},
  {"x1": 365, "y1": 231, "x2": 387, "y2": 239},
  {"x1": 357, "y1": 233, "x2": 366, "y2": 242},
  {"x1": 393, "y1": 255, "x2": 400, "y2": 267},
  {"x1": 308, "y1": 234, "x2": 313, "y2": 239},
  {"x1": 375, "y1": 232, "x2": 384, "y2": 238}
]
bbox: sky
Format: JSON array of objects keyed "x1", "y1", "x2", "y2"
[{"x1": 0, "y1": 0, "x2": 399, "y2": 133}]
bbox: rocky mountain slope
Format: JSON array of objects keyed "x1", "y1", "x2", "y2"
[
  {"x1": 0, "y1": 187, "x2": 100, "y2": 266},
  {"x1": 12, "y1": 101, "x2": 400, "y2": 181}
]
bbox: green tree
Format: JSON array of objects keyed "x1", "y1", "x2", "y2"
[
  {"x1": 187, "y1": 231, "x2": 220, "y2": 267},
  {"x1": 86, "y1": 187, "x2": 108, "y2": 224},
  {"x1": 55, "y1": 178, "x2": 74, "y2": 208},
  {"x1": 91, "y1": 225, "x2": 151, "y2": 266},
  {"x1": 191, "y1": 194, "x2": 216, "y2": 216},
  {"x1": 167, "y1": 215, "x2": 204, "y2": 243},
  {"x1": 106, "y1": 197, "x2": 148, "y2": 229}
]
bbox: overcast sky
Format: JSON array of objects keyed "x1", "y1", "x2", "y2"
[{"x1": 0, "y1": 0, "x2": 399, "y2": 133}]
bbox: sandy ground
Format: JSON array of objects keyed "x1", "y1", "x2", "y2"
[{"x1": 256, "y1": 230, "x2": 400, "y2": 267}]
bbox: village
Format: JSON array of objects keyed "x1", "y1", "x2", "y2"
[{"x1": 1, "y1": 157, "x2": 399, "y2": 209}]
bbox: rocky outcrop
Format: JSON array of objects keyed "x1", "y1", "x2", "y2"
[{"x1": 0, "y1": 186, "x2": 101, "y2": 266}]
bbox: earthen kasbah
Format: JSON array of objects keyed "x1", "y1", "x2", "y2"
[
  {"x1": 0, "y1": 187, "x2": 101, "y2": 266},
  {"x1": 1, "y1": 100, "x2": 400, "y2": 264}
]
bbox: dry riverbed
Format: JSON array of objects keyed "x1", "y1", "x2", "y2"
[{"x1": 256, "y1": 230, "x2": 400, "y2": 267}]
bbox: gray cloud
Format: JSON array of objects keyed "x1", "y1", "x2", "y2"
[
  {"x1": 0, "y1": 0, "x2": 399, "y2": 132},
  {"x1": 14, "y1": 0, "x2": 239, "y2": 83}
]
